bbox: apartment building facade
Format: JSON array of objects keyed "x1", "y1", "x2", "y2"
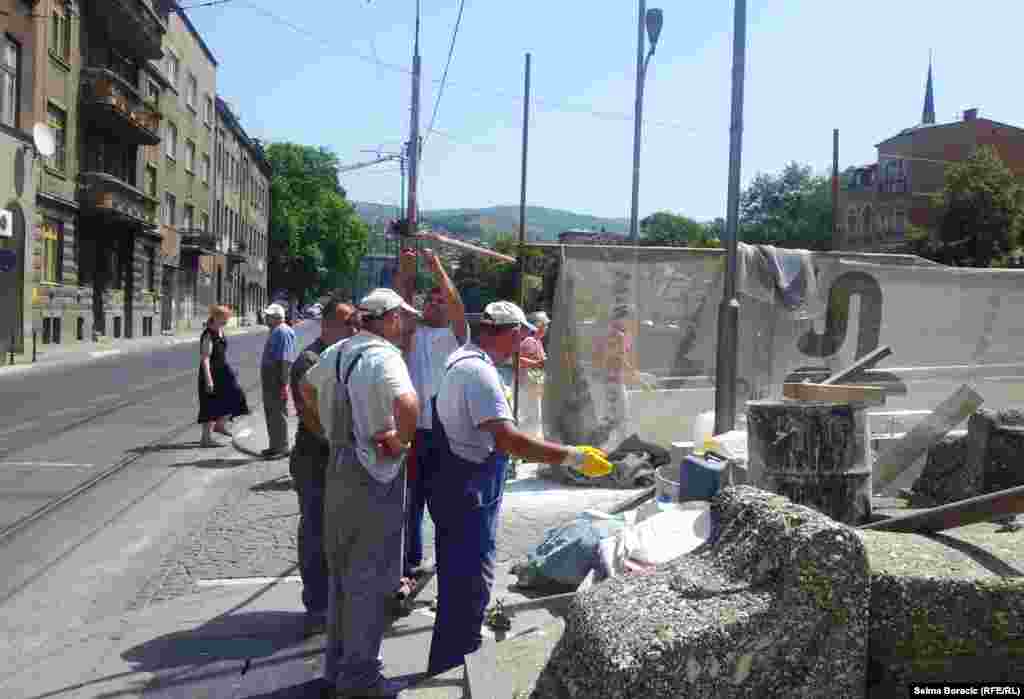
[
  {"x1": 213, "y1": 95, "x2": 269, "y2": 325},
  {"x1": 838, "y1": 65, "x2": 1024, "y2": 252},
  {"x1": 1, "y1": 1, "x2": 270, "y2": 350},
  {"x1": 0, "y1": 0, "x2": 39, "y2": 353},
  {"x1": 158, "y1": 7, "x2": 217, "y2": 331}
]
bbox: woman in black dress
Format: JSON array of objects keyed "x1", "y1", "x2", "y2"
[{"x1": 198, "y1": 305, "x2": 250, "y2": 447}]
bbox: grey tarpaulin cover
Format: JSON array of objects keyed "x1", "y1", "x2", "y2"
[{"x1": 543, "y1": 244, "x2": 1024, "y2": 451}]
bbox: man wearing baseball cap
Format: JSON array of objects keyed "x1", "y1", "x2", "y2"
[
  {"x1": 302, "y1": 288, "x2": 419, "y2": 698},
  {"x1": 260, "y1": 302, "x2": 296, "y2": 458},
  {"x1": 424, "y1": 300, "x2": 613, "y2": 676}
]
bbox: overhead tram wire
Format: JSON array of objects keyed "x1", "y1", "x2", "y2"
[
  {"x1": 222, "y1": 1, "x2": 700, "y2": 135},
  {"x1": 423, "y1": 0, "x2": 466, "y2": 150}
]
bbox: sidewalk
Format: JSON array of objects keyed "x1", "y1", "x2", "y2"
[
  {"x1": 1, "y1": 414, "x2": 642, "y2": 698},
  {"x1": 0, "y1": 320, "x2": 312, "y2": 374}
]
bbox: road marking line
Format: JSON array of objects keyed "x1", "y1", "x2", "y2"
[
  {"x1": 196, "y1": 576, "x2": 302, "y2": 587},
  {"x1": 0, "y1": 461, "x2": 95, "y2": 468},
  {"x1": 89, "y1": 350, "x2": 122, "y2": 358}
]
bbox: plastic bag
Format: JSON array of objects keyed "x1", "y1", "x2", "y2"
[{"x1": 630, "y1": 505, "x2": 712, "y2": 565}]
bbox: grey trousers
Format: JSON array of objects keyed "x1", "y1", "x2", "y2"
[
  {"x1": 323, "y1": 446, "x2": 406, "y2": 690},
  {"x1": 260, "y1": 366, "x2": 289, "y2": 452}
]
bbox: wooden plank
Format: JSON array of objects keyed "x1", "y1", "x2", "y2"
[
  {"x1": 782, "y1": 382, "x2": 885, "y2": 404},
  {"x1": 464, "y1": 641, "x2": 515, "y2": 699},
  {"x1": 821, "y1": 345, "x2": 893, "y2": 385},
  {"x1": 860, "y1": 483, "x2": 1024, "y2": 533},
  {"x1": 874, "y1": 384, "x2": 985, "y2": 495}
]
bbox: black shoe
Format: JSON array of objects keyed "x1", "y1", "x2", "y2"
[
  {"x1": 261, "y1": 447, "x2": 289, "y2": 459},
  {"x1": 337, "y1": 675, "x2": 410, "y2": 698}
]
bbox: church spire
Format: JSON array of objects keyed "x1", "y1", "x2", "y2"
[{"x1": 922, "y1": 52, "x2": 935, "y2": 125}]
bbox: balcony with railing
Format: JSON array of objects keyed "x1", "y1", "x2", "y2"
[
  {"x1": 81, "y1": 67, "x2": 161, "y2": 146},
  {"x1": 180, "y1": 229, "x2": 219, "y2": 255},
  {"x1": 91, "y1": 0, "x2": 169, "y2": 61},
  {"x1": 78, "y1": 171, "x2": 158, "y2": 228}
]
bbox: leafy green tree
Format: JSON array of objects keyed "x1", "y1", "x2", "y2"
[
  {"x1": 265, "y1": 143, "x2": 369, "y2": 304},
  {"x1": 740, "y1": 162, "x2": 833, "y2": 250},
  {"x1": 640, "y1": 212, "x2": 706, "y2": 247},
  {"x1": 930, "y1": 145, "x2": 1023, "y2": 267}
]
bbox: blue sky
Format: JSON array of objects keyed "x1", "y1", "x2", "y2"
[{"x1": 186, "y1": 0, "x2": 1024, "y2": 226}]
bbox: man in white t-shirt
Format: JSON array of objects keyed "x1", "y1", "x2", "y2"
[
  {"x1": 395, "y1": 247, "x2": 467, "y2": 586},
  {"x1": 424, "y1": 300, "x2": 614, "y2": 676},
  {"x1": 302, "y1": 288, "x2": 419, "y2": 698}
]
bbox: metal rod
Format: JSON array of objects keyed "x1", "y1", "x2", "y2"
[
  {"x1": 713, "y1": 0, "x2": 747, "y2": 436},
  {"x1": 9, "y1": 331, "x2": 14, "y2": 365},
  {"x1": 859, "y1": 483, "x2": 1024, "y2": 534},
  {"x1": 513, "y1": 52, "x2": 532, "y2": 426},
  {"x1": 410, "y1": 232, "x2": 517, "y2": 264},
  {"x1": 32, "y1": 329, "x2": 37, "y2": 363},
  {"x1": 628, "y1": 0, "x2": 647, "y2": 245}
]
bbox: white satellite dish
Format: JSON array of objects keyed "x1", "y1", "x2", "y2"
[{"x1": 32, "y1": 123, "x2": 56, "y2": 158}]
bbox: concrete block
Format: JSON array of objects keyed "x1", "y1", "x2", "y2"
[
  {"x1": 860, "y1": 524, "x2": 1024, "y2": 696},
  {"x1": 534, "y1": 486, "x2": 871, "y2": 698}
]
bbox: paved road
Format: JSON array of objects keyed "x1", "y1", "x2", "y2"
[{"x1": 0, "y1": 322, "x2": 320, "y2": 604}]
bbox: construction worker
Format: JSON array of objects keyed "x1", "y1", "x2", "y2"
[
  {"x1": 395, "y1": 246, "x2": 467, "y2": 589},
  {"x1": 288, "y1": 298, "x2": 359, "y2": 635},
  {"x1": 301, "y1": 288, "x2": 420, "y2": 698},
  {"x1": 426, "y1": 300, "x2": 613, "y2": 676}
]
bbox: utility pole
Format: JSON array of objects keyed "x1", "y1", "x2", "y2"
[
  {"x1": 831, "y1": 129, "x2": 840, "y2": 250},
  {"x1": 406, "y1": 0, "x2": 422, "y2": 242},
  {"x1": 513, "y1": 52, "x2": 532, "y2": 426},
  {"x1": 713, "y1": 0, "x2": 747, "y2": 437}
]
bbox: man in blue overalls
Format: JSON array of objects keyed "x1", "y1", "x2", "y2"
[{"x1": 427, "y1": 300, "x2": 614, "y2": 676}]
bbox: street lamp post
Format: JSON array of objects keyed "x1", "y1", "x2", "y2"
[{"x1": 629, "y1": 2, "x2": 664, "y2": 245}]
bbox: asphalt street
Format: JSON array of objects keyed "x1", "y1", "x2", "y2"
[{"x1": 0, "y1": 321, "x2": 320, "y2": 604}]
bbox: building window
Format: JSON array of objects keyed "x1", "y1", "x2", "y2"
[
  {"x1": 185, "y1": 139, "x2": 195, "y2": 173},
  {"x1": 186, "y1": 73, "x2": 197, "y2": 110},
  {"x1": 893, "y1": 209, "x2": 907, "y2": 236},
  {"x1": 47, "y1": 104, "x2": 67, "y2": 171},
  {"x1": 50, "y1": 4, "x2": 71, "y2": 63},
  {"x1": 1, "y1": 37, "x2": 18, "y2": 128},
  {"x1": 201, "y1": 153, "x2": 210, "y2": 184},
  {"x1": 144, "y1": 163, "x2": 157, "y2": 198},
  {"x1": 163, "y1": 192, "x2": 176, "y2": 227},
  {"x1": 200, "y1": 211, "x2": 209, "y2": 231},
  {"x1": 165, "y1": 121, "x2": 177, "y2": 160},
  {"x1": 41, "y1": 219, "x2": 63, "y2": 283},
  {"x1": 204, "y1": 94, "x2": 213, "y2": 125},
  {"x1": 862, "y1": 205, "x2": 873, "y2": 236},
  {"x1": 183, "y1": 204, "x2": 194, "y2": 231},
  {"x1": 165, "y1": 51, "x2": 179, "y2": 91},
  {"x1": 846, "y1": 207, "x2": 859, "y2": 236},
  {"x1": 147, "y1": 247, "x2": 156, "y2": 291}
]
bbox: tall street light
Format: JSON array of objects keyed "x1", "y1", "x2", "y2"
[{"x1": 629, "y1": 2, "x2": 664, "y2": 245}]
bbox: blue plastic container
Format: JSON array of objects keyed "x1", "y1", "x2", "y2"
[{"x1": 679, "y1": 453, "x2": 727, "y2": 501}]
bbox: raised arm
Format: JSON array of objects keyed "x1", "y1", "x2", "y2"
[{"x1": 424, "y1": 248, "x2": 467, "y2": 344}]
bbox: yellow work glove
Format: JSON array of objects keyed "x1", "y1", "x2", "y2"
[{"x1": 563, "y1": 446, "x2": 614, "y2": 478}]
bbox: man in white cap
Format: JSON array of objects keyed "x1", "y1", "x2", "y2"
[
  {"x1": 394, "y1": 246, "x2": 467, "y2": 592},
  {"x1": 424, "y1": 300, "x2": 613, "y2": 676},
  {"x1": 260, "y1": 302, "x2": 296, "y2": 458},
  {"x1": 301, "y1": 288, "x2": 419, "y2": 698}
]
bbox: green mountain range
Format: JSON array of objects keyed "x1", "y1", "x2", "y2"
[{"x1": 352, "y1": 201, "x2": 628, "y2": 243}]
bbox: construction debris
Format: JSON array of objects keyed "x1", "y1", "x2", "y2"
[{"x1": 874, "y1": 384, "x2": 985, "y2": 495}]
